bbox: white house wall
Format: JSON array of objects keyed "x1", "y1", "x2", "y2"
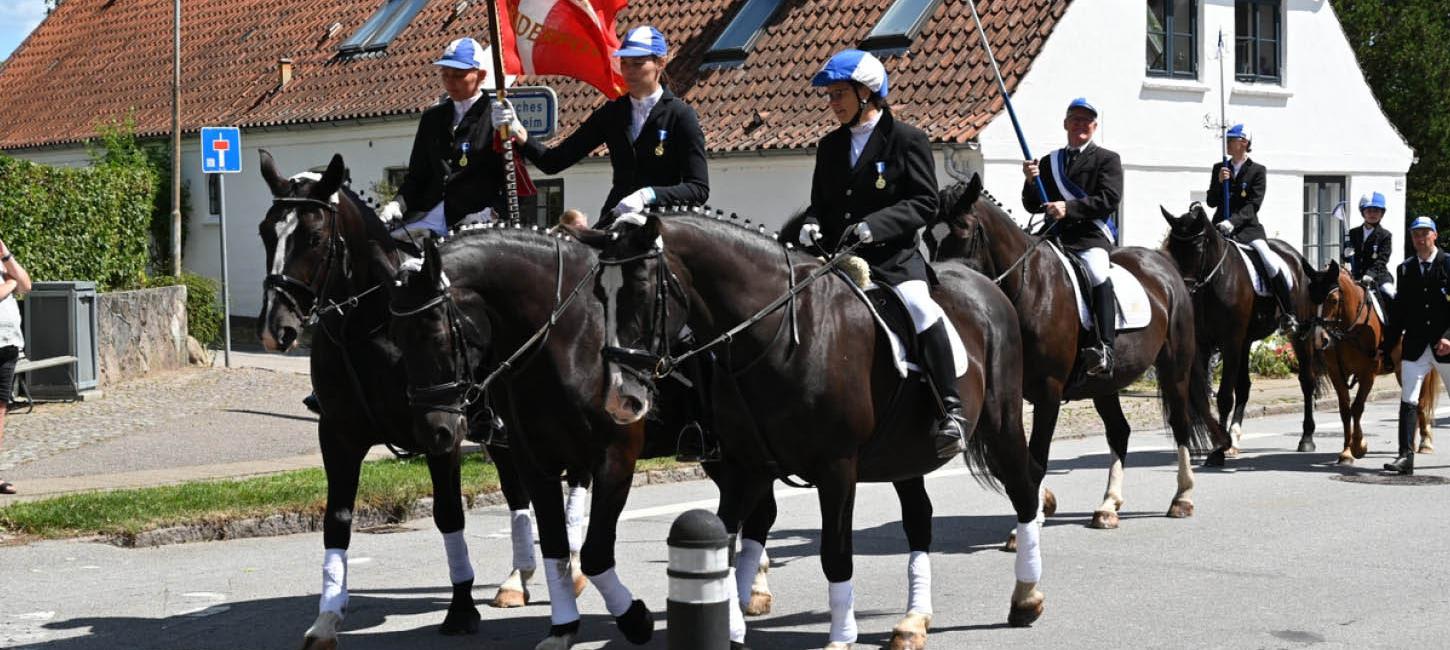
[{"x1": 977, "y1": 0, "x2": 1412, "y2": 263}]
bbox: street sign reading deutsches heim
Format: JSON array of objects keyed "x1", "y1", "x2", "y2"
[
  {"x1": 508, "y1": 86, "x2": 558, "y2": 140},
  {"x1": 201, "y1": 127, "x2": 242, "y2": 174}
]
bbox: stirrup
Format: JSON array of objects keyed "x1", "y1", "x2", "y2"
[
  {"x1": 933, "y1": 416, "x2": 967, "y2": 459},
  {"x1": 675, "y1": 422, "x2": 721, "y2": 463},
  {"x1": 467, "y1": 406, "x2": 507, "y2": 447}
]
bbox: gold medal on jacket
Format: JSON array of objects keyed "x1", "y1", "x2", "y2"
[
  {"x1": 874, "y1": 161, "x2": 886, "y2": 189},
  {"x1": 655, "y1": 128, "x2": 667, "y2": 157}
]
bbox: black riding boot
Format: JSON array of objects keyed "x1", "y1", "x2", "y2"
[
  {"x1": 1271, "y1": 273, "x2": 1299, "y2": 333},
  {"x1": 675, "y1": 355, "x2": 721, "y2": 463},
  {"x1": 918, "y1": 321, "x2": 968, "y2": 459},
  {"x1": 1384, "y1": 401, "x2": 1417, "y2": 475},
  {"x1": 1084, "y1": 279, "x2": 1117, "y2": 378},
  {"x1": 302, "y1": 393, "x2": 321, "y2": 415}
]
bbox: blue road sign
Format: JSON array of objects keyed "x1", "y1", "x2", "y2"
[
  {"x1": 201, "y1": 127, "x2": 242, "y2": 174},
  {"x1": 507, "y1": 86, "x2": 559, "y2": 140}
]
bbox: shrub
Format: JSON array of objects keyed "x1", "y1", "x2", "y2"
[
  {"x1": 1248, "y1": 333, "x2": 1299, "y2": 378},
  {"x1": 141, "y1": 272, "x2": 222, "y2": 346}
]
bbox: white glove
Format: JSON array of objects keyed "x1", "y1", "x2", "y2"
[
  {"x1": 798, "y1": 223, "x2": 822, "y2": 246},
  {"x1": 490, "y1": 100, "x2": 527, "y2": 143},
  {"x1": 612, "y1": 212, "x2": 647, "y2": 228},
  {"x1": 379, "y1": 200, "x2": 403, "y2": 224},
  {"x1": 1216, "y1": 220, "x2": 1234, "y2": 235},
  {"x1": 458, "y1": 207, "x2": 494, "y2": 226},
  {"x1": 1361, "y1": 275, "x2": 1374, "y2": 285},
  {"x1": 852, "y1": 221, "x2": 874, "y2": 244},
  {"x1": 613, "y1": 188, "x2": 654, "y2": 215}
]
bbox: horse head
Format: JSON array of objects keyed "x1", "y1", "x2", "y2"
[
  {"x1": 383, "y1": 237, "x2": 487, "y2": 455},
  {"x1": 256, "y1": 150, "x2": 351, "y2": 351},
  {"x1": 1302, "y1": 258, "x2": 1355, "y2": 351},
  {"x1": 1160, "y1": 203, "x2": 1222, "y2": 284},
  {"x1": 585, "y1": 213, "x2": 691, "y2": 425}
]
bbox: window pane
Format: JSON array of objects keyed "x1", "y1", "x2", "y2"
[
  {"x1": 1172, "y1": 0, "x2": 1193, "y2": 34},
  {"x1": 1147, "y1": 0, "x2": 1167, "y2": 32},
  {"x1": 1235, "y1": 38, "x2": 1252, "y2": 76},
  {"x1": 707, "y1": 0, "x2": 784, "y2": 59},
  {"x1": 1147, "y1": 36, "x2": 1167, "y2": 72},
  {"x1": 1258, "y1": 40, "x2": 1277, "y2": 77},
  {"x1": 364, "y1": 0, "x2": 428, "y2": 51},
  {"x1": 1259, "y1": 2, "x2": 1279, "y2": 41},
  {"x1": 1173, "y1": 35, "x2": 1193, "y2": 73},
  {"x1": 863, "y1": 0, "x2": 943, "y2": 49},
  {"x1": 1235, "y1": 1, "x2": 1249, "y2": 35},
  {"x1": 338, "y1": 0, "x2": 397, "y2": 52}
]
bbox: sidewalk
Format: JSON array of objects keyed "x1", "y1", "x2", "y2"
[{"x1": 0, "y1": 352, "x2": 1400, "y2": 503}]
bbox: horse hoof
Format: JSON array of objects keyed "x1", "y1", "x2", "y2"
[
  {"x1": 823, "y1": 643, "x2": 853, "y2": 650},
  {"x1": 1042, "y1": 488, "x2": 1058, "y2": 517},
  {"x1": 1089, "y1": 510, "x2": 1119, "y2": 529},
  {"x1": 439, "y1": 605, "x2": 481, "y2": 636},
  {"x1": 302, "y1": 611, "x2": 342, "y2": 650},
  {"x1": 1297, "y1": 439, "x2": 1316, "y2": 453},
  {"x1": 1337, "y1": 455, "x2": 1355, "y2": 466},
  {"x1": 1418, "y1": 443, "x2": 1434, "y2": 455},
  {"x1": 534, "y1": 633, "x2": 575, "y2": 650},
  {"x1": 1204, "y1": 449, "x2": 1226, "y2": 467},
  {"x1": 1007, "y1": 590, "x2": 1044, "y2": 628},
  {"x1": 1001, "y1": 531, "x2": 1017, "y2": 553},
  {"x1": 1227, "y1": 446, "x2": 1241, "y2": 458},
  {"x1": 490, "y1": 587, "x2": 527, "y2": 608},
  {"x1": 745, "y1": 590, "x2": 773, "y2": 616},
  {"x1": 615, "y1": 599, "x2": 654, "y2": 644},
  {"x1": 888, "y1": 611, "x2": 931, "y2": 650},
  {"x1": 1167, "y1": 499, "x2": 1194, "y2": 518},
  {"x1": 301, "y1": 637, "x2": 338, "y2": 650},
  {"x1": 573, "y1": 573, "x2": 588, "y2": 598},
  {"x1": 1353, "y1": 444, "x2": 1369, "y2": 459}
]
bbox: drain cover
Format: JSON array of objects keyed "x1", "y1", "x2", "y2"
[{"x1": 1331, "y1": 474, "x2": 1450, "y2": 486}]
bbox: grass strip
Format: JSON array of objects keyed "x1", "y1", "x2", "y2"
[{"x1": 0, "y1": 455, "x2": 689, "y2": 540}]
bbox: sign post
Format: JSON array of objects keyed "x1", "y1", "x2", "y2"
[{"x1": 201, "y1": 127, "x2": 242, "y2": 368}]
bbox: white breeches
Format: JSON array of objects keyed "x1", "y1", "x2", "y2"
[
  {"x1": 1248, "y1": 239, "x2": 1281, "y2": 278},
  {"x1": 1381, "y1": 281, "x2": 1397, "y2": 299},
  {"x1": 1071, "y1": 247, "x2": 1111, "y2": 287},
  {"x1": 1401, "y1": 349, "x2": 1450, "y2": 403},
  {"x1": 887, "y1": 279, "x2": 946, "y2": 334}
]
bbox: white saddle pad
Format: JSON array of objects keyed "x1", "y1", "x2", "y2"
[
  {"x1": 1232, "y1": 242, "x2": 1295, "y2": 297},
  {"x1": 1368, "y1": 289, "x2": 1387, "y2": 325},
  {"x1": 1049, "y1": 246, "x2": 1152, "y2": 332},
  {"x1": 862, "y1": 284, "x2": 970, "y2": 379}
]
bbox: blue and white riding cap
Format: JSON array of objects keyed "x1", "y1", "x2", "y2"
[
  {"x1": 1066, "y1": 97, "x2": 1097, "y2": 117},
  {"x1": 435, "y1": 37, "x2": 485, "y2": 70},
  {"x1": 1359, "y1": 192, "x2": 1387, "y2": 212},
  {"x1": 1226, "y1": 123, "x2": 1251, "y2": 142},
  {"x1": 615, "y1": 26, "x2": 668, "y2": 58},
  {"x1": 1410, "y1": 216, "x2": 1438, "y2": 231},
  {"x1": 812, "y1": 49, "x2": 889, "y2": 98}
]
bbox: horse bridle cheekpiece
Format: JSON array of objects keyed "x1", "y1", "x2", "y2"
[
  {"x1": 599, "y1": 235, "x2": 682, "y2": 380},
  {"x1": 1169, "y1": 203, "x2": 1231, "y2": 294},
  {"x1": 1311, "y1": 281, "x2": 1370, "y2": 343}
]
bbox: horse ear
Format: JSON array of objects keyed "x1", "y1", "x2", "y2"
[
  {"x1": 259, "y1": 149, "x2": 289, "y2": 197},
  {"x1": 958, "y1": 174, "x2": 982, "y2": 214},
  {"x1": 1160, "y1": 205, "x2": 1178, "y2": 225},
  {"x1": 1298, "y1": 256, "x2": 1316, "y2": 277},
  {"x1": 1326, "y1": 259, "x2": 1340, "y2": 277},
  {"x1": 420, "y1": 236, "x2": 442, "y2": 281},
  {"x1": 313, "y1": 154, "x2": 347, "y2": 200},
  {"x1": 642, "y1": 212, "x2": 663, "y2": 244}
]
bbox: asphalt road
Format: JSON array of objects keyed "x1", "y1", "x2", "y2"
[{"x1": 3, "y1": 397, "x2": 1448, "y2": 649}]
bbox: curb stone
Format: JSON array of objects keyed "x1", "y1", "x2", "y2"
[{"x1": 107, "y1": 465, "x2": 708, "y2": 548}]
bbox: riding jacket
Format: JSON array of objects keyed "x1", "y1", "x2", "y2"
[
  {"x1": 801, "y1": 109, "x2": 938, "y2": 286},
  {"x1": 519, "y1": 86, "x2": 709, "y2": 227},
  {"x1": 1205, "y1": 158, "x2": 1268, "y2": 244},
  {"x1": 1344, "y1": 224, "x2": 1394, "y2": 288},
  {"x1": 1383, "y1": 250, "x2": 1450, "y2": 362},
  {"x1": 1021, "y1": 142, "x2": 1123, "y2": 252},
  {"x1": 396, "y1": 94, "x2": 508, "y2": 229}
]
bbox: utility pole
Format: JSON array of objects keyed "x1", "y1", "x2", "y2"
[{"x1": 171, "y1": 0, "x2": 182, "y2": 276}]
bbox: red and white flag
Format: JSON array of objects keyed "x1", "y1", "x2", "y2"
[{"x1": 494, "y1": 0, "x2": 629, "y2": 99}]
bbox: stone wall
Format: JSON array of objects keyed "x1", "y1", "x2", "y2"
[{"x1": 97, "y1": 286, "x2": 188, "y2": 386}]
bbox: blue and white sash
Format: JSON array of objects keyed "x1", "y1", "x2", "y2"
[{"x1": 1048, "y1": 148, "x2": 1117, "y2": 241}]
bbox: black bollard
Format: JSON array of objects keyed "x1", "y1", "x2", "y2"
[{"x1": 667, "y1": 509, "x2": 731, "y2": 650}]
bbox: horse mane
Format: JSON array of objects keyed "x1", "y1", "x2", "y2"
[{"x1": 645, "y1": 205, "x2": 815, "y2": 263}]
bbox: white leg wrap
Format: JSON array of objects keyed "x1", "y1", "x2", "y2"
[
  {"x1": 589, "y1": 567, "x2": 636, "y2": 617},
  {"x1": 442, "y1": 530, "x2": 475, "y2": 585},
  {"x1": 543, "y1": 557, "x2": 581, "y2": 625},
  {"x1": 511, "y1": 509, "x2": 537, "y2": 572},
  {"x1": 828, "y1": 580, "x2": 858, "y2": 644},
  {"x1": 319, "y1": 548, "x2": 349, "y2": 615},
  {"x1": 906, "y1": 551, "x2": 932, "y2": 615},
  {"x1": 1014, "y1": 520, "x2": 1042, "y2": 584},
  {"x1": 726, "y1": 567, "x2": 746, "y2": 643},
  {"x1": 565, "y1": 486, "x2": 589, "y2": 553},
  {"x1": 735, "y1": 538, "x2": 766, "y2": 610}
]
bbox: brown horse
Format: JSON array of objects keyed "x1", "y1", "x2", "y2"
[
  {"x1": 1301, "y1": 260, "x2": 1439, "y2": 463},
  {"x1": 1161, "y1": 203, "x2": 1320, "y2": 455},
  {"x1": 592, "y1": 209, "x2": 1045, "y2": 648},
  {"x1": 939, "y1": 176, "x2": 1225, "y2": 529}
]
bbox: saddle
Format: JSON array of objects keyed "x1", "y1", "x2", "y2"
[
  {"x1": 1046, "y1": 242, "x2": 1152, "y2": 333},
  {"x1": 831, "y1": 269, "x2": 969, "y2": 378},
  {"x1": 1231, "y1": 241, "x2": 1294, "y2": 297}
]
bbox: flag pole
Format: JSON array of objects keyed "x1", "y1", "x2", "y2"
[
  {"x1": 487, "y1": 0, "x2": 522, "y2": 226},
  {"x1": 966, "y1": 0, "x2": 1048, "y2": 206},
  {"x1": 1217, "y1": 28, "x2": 1230, "y2": 220}
]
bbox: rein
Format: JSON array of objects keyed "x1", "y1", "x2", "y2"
[
  {"x1": 1168, "y1": 222, "x2": 1231, "y2": 294},
  {"x1": 1311, "y1": 280, "x2": 1373, "y2": 344}
]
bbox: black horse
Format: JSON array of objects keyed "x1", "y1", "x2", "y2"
[
  {"x1": 592, "y1": 210, "x2": 1045, "y2": 648},
  {"x1": 1161, "y1": 203, "x2": 1320, "y2": 454},
  {"x1": 936, "y1": 175, "x2": 1224, "y2": 530},
  {"x1": 255, "y1": 151, "x2": 546, "y2": 648},
  {"x1": 380, "y1": 227, "x2": 796, "y2": 649}
]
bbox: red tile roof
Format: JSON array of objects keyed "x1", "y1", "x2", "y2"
[{"x1": 0, "y1": 0, "x2": 1068, "y2": 151}]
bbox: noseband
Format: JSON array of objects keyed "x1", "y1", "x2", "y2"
[
  {"x1": 1168, "y1": 222, "x2": 1231, "y2": 294},
  {"x1": 599, "y1": 244, "x2": 685, "y2": 380},
  {"x1": 264, "y1": 196, "x2": 349, "y2": 325},
  {"x1": 1310, "y1": 281, "x2": 1372, "y2": 344}
]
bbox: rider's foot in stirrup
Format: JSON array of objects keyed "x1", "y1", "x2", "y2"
[
  {"x1": 1082, "y1": 345, "x2": 1114, "y2": 378},
  {"x1": 1279, "y1": 313, "x2": 1299, "y2": 334},
  {"x1": 303, "y1": 393, "x2": 321, "y2": 415},
  {"x1": 934, "y1": 399, "x2": 968, "y2": 460}
]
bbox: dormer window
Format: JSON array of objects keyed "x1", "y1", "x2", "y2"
[
  {"x1": 703, "y1": 0, "x2": 784, "y2": 64},
  {"x1": 860, "y1": 0, "x2": 943, "y2": 53},
  {"x1": 338, "y1": 0, "x2": 429, "y2": 54}
]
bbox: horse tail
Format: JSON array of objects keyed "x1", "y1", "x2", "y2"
[
  {"x1": 962, "y1": 418, "x2": 1008, "y2": 495},
  {"x1": 1176, "y1": 355, "x2": 1220, "y2": 454}
]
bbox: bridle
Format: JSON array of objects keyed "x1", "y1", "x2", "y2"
[
  {"x1": 264, "y1": 196, "x2": 382, "y2": 326},
  {"x1": 1310, "y1": 277, "x2": 1372, "y2": 344},
  {"x1": 1167, "y1": 215, "x2": 1232, "y2": 294}
]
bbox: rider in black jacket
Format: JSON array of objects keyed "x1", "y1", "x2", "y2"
[
  {"x1": 1380, "y1": 216, "x2": 1450, "y2": 475},
  {"x1": 1205, "y1": 124, "x2": 1296, "y2": 332},
  {"x1": 495, "y1": 26, "x2": 708, "y2": 227},
  {"x1": 796, "y1": 49, "x2": 962, "y2": 460},
  {"x1": 1344, "y1": 191, "x2": 1395, "y2": 310}
]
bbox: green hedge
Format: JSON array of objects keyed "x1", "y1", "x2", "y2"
[
  {"x1": 142, "y1": 272, "x2": 222, "y2": 347},
  {"x1": 0, "y1": 154, "x2": 156, "y2": 290}
]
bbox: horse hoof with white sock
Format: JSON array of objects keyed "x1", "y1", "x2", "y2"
[
  {"x1": 888, "y1": 611, "x2": 931, "y2": 650},
  {"x1": 490, "y1": 568, "x2": 532, "y2": 608},
  {"x1": 1008, "y1": 581, "x2": 1045, "y2": 627},
  {"x1": 301, "y1": 611, "x2": 342, "y2": 650}
]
